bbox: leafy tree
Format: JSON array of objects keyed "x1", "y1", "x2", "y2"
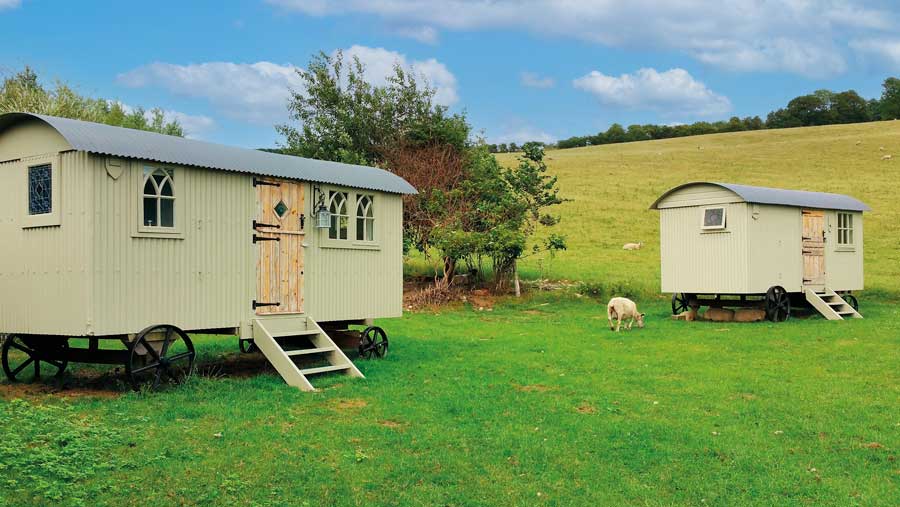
[
  {"x1": 786, "y1": 94, "x2": 831, "y2": 126},
  {"x1": 0, "y1": 67, "x2": 183, "y2": 136},
  {"x1": 508, "y1": 142, "x2": 519, "y2": 152},
  {"x1": 831, "y1": 90, "x2": 870, "y2": 124},
  {"x1": 879, "y1": 77, "x2": 900, "y2": 120},
  {"x1": 604, "y1": 123, "x2": 626, "y2": 143}
]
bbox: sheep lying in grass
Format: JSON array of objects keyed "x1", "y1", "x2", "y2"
[
  {"x1": 622, "y1": 242, "x2": 643, "y2": 250},
  {"x1": 882, "y1": 154, "x2": 893, "y2": 161},
  {"x1": 607, "y1": 297, "x2": 645, "y2": 332}
]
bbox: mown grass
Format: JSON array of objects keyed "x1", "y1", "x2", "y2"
[
  {"x1": 2, "y1": 296, "x2": 898, "y2": 506},
  {"x1": 493, "y1": 122, "x2": 900, "y2": 298}
]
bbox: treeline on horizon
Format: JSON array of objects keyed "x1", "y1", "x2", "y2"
[{"x1": 487, "y1": 77, "x2": 900, "y2": 153}]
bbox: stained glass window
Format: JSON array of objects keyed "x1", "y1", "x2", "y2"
[
  {"x1": 142, "y1": 167, "x2": 175, "y2": 228},
  {"x1": 274, "y1": 200, "x2": 289, "y2": 218},
  {"x1": 28, "y1": 164, "x2": 52, "y2": 215}
]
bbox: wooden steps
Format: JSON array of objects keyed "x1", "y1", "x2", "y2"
[
  {"x1": 804, "y1": 288, "x2": 863, "y2": 320},
  {"x1": 251, "y1": 316, "x2": 363, "y2": 391}
]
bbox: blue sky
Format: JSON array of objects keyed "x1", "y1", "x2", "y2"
[{"x1": 2, "y1": 0, "x2": 899, "y2": 148}]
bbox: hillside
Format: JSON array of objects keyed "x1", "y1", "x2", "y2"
[{"x1": 498, "y1": 121, "x2": 900, "y2": 299}]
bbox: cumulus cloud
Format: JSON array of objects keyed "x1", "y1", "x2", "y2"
[
  {"x1": 340, "y1": 45, "x2": 458, "y2": 106},
  {"x1": 849, "y1": 38, "x2": 900, "y2": 69},
  {"x1": 0, "y1": 0, "x2": 20, "y2": 10},
  {"x1": 266, "y1": 0, "x2": 898, "y2": 78},
  {"x1": 488, "y1": 120, "x2": 556, "y2": 145},
  {"x1": 573, "y1": 68, "x2": 731, "y2": 117},
  {"x1": 520, "y1": 72, "x2": 555, "y2": 89},
  {"x1": 112, "y1": 101, "x2": 216, "y2": 139},
  {"x1": 392, "y1": 25, "x2": 439, "y2": 44},
  {"x1": 117, "y1": 61, "x2": 303, "y2": 124}
]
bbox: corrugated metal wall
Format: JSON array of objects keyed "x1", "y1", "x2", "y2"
[
  {"x1": 747, "y1": 204, "x2": 803, "y2": 293},
  {"x1": 90, "y1": 156, "x2": 256, "y2": 336},
  {"x1": 660, "y1": 203, "x2": 750, "y2": 294},
  {"x1": 0, "y1": 151, "x2": 94, "y2": 335},
  {"x1": 302, "y1": 184, "x2": 404, "y2": 322},
  {"x1": 823, "y1": 210, "x2": 864, "y2": 291},
  {"x1": 655, "y1": 183, "x2": 740, "y2": 209}
]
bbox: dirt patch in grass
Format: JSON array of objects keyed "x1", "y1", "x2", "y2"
[
  {"x1": 861, "y1": 442, "x2": 884, "y2": 449},
  {"x1": 0, "y1": 380, "x2": 122, "y2": 400},
  {"x1": 514, "y1": 383, "x2": 554, "y2": 393},
  {"x1": 576, "y1": 404, "x2": 597, "y2": 414},
  {"x1": 379, "y1": 419, "x2": 406, "y2": 429},
  {"x1": 331, "y1": 398, "x2": 369, "y2": 411}
]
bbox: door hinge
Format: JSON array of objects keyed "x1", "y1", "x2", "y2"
[
  {"x1": 253, "y1": 234, "x2": 280, "y2": 243},
  {"x1": 253, "y1": 219, "x2": 281, "y2": 230},
  {"x1": 252, "y1": 300, "x2": 280, "y2": 310},
  {"x1": 253, "y1": 178, "x2": 281, "y2": 187}
]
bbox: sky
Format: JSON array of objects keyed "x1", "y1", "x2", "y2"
[{"x1": 2, "y1": 0, "x2": 900, "y2": 149}]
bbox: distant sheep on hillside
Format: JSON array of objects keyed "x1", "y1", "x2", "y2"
[
  {"x1": 882, "y1": 155, "x2": 893, "y2": 161},
  {"x1": 622, "y1": 242, "x2": 643, "y2": 250}
]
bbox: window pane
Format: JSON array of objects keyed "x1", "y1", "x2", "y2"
[
  {"x1": 160, "y1": 198, "x2": 174, "y2": 227},
  {"x1": 703, "y1": 208, "x2": 724, "y2": 227},
  {"x1": 366, "y1": 197, "x2": 374, "y2": 218},
  {"x1": 339, "y1": 216, "x2": 348, "y2": 239},
  {"x1": 160, "y1": 179, "x2": 173, "y2": 197},
  {"x1": 356, "y1": 217, "x2": 364, "y2": 240},
  {"x1": 143, "y1": 178, "x2": 156, "y2": 195},
  {"x1": 329, "y1": 214, "x2": 338, "y2": 239},
  {"x1": 152, "y1": 172, "x2": 166, "y2": 187},
  {"x1": 143, "y1": 197, "x2": 158, "y2": 226},
  {"x1": 28, "y1": 165, "x2": 52, "y2": 215},
  {"x1": 366, "y1": 218, "x2": 374, "y2": 241}
]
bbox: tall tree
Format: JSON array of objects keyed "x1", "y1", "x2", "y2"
[
  {"x1": 0, "y1": 67, "x2": 184, "y2": 136},
  {"x1": 831, "y1": 90, "x2": 870, "y2": 124},
  {"x1": 879, "y1": 77, "x2": 900, "y2": 120}
]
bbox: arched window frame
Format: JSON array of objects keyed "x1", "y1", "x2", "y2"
[
  {"x1": 356, "y1": 194, "x2": 375, "y2": 242},
  {"x1": 328, "y1": 190, "x2": 349, "y2": 240},
  {"x1": 136, "y1": 165, "x2": 182, "y2": 238}
]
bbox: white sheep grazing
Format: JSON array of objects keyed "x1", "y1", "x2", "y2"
[
  {"x1": 879, "y1": 146, "x2": 885, "y2": 151},
  {"x1": 607, "y1": 297, "x2": 645, "y2": 332},
  {"x1": 622, "y1": 242, "x2": 643, "y2": 250},
  {"x1": 882, "y1": 154, "x2": 893, "y2": 161},
  {"x1": 855, "y1": 140, "x2": 862, "y2": 145}
]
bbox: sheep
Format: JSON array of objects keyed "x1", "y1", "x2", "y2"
[
  {"x1": 882, "y1": 154, "x2": 893, "y2": 161},
  {"x1": 607, "y1": 297, "x2": 645, "y2": 332},
  {"x1": 622, "y1": 242, "x2": 643, "y2": 251},
  {"x1": 734, "y1": 308, "x2": 766, "y2": 322},
  {"x1": 879, "y1": 146, "x2": 886, "y2": 151},
  {"x1": 702, "y1": 307, "x2": 735, "y2": 322},
  {"x1": 855, "y1": 140, "x2": 862, "y2": 145},
  {"x1": 671, "y1": 307, "x2": 698, "y2": 321}
]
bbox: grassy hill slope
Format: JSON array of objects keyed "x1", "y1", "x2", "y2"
[{"x1": 499, "y1": 121, "x2": 900, "y2": 299}]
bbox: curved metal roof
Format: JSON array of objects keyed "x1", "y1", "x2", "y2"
[
  {"x1": 0, "y1": 112, "x2": 417, "y2": 195},
  {"x1": 651, "y1": 181, "x2": 870, "y2": 211}
]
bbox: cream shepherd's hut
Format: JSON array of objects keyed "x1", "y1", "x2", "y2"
[
  {"x1": 0, "y1": 112, "x2": 416, "y2": 391},
  {"x1": 651, "y1": 182, "x2": 870, "y2": 322}
]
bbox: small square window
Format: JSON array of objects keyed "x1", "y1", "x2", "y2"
[
  {"x1": 701, "y1": 207, "x2": 726, "y2": 230},
  {"x1": 28, "y1": 164, "x2": 52, "y2": 215},
  {"x1": 837, "y1": 212, "x2": 854, "y2": 246}
]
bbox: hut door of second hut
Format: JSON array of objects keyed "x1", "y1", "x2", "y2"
[
  {"x1": 255, "y1": 179, "x2": 305, "y2": 315},
  {"x1": 802, "y1": 210, "x2": 826, "y2": 287}
]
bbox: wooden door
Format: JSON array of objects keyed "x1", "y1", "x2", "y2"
[
  {"x1": 255, "y1": 179, "x2": 305, "y2": 315},
  {"x1": 802, "y1": 210, "x2": 825, "y2": 287}
]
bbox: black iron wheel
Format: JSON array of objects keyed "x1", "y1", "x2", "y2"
[
  {"x1": 671, "y1": 293, "x2": 691, "y2": 315},
  {"x1": 359, "y1": 326, "x2": 388, "y2": 359},
  {"x1": 1, "y1": 335, "x2": 69, "y2": 382},
  {"x1": 126, "y1": 325, "x2": 195, "y2": 391},
  {"x1": 843, "y1": 294, "x2": 859, "y2": 312},
  {"x1": 239, "y1": 338, "x2": 258, "y2": 354},
  {"x1": 765, "y1": 286, "x2": 791, "y2": 322}
]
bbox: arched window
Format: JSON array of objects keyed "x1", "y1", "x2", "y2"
[
  {"x1": 328, "y1": 191, "x2": 348, "y2": 240},
  {"x1": 356, "y1": 195, "x2": 374, "y2": 241},
  {"x1": 143, "y1": 168, "x2": 175, "y2": 228}
]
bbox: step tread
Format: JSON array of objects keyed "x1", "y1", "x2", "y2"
[
  {"x1": 284, "y1": 346, "x2": 336, "y2": 357},
  {"x1": 838, "y1": 310, "x2": 858, "y2": 315},
  {"x1": 300, "y1": 364, "x2": 351, "y2": 375},
  {"x1": 271, "y1": 329, "x2": 319, "y2": 338}
]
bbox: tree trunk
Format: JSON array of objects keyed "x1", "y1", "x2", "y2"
[
  {"x1": 436, "y1": 256, "x2": 457, "y2": 289},
  {"x1": 514, "y1": 262, "x2": 521, "y2": 298}
]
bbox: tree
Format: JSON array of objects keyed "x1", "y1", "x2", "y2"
[
  {"x1": 879, "y1": 77, "x2": 900, "y2": 120},
  {"x1": 604, "y1": 123, "x2": 626, "y2": 143},
  {"x1": 786, "y1": 94, "x2": 831, "y2": 126},
  {"x1": 0, "y1": 67, "x2": 184, "y2": 136},
  {"x1": 831, "y1": 90, "x2": 870, "y2": 124},
  {"x1": 508, "y1": 142, "x2": 519, "y2": 152},
  {"x1": 766, "y1": 108, "x2": 801, "y2": 129}
]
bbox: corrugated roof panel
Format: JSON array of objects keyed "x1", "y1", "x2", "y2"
[
  {"x1": 651, "y1": 182, "x2": 870, "y2": 212},
  {"x1": 0, "y1": 112, "x2": 417, "y2": 195}
]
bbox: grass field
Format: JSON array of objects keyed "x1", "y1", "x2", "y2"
[
  {"x1": 1, "y1": 297, "x2": 898, "y2": 506},
  {"x1": 496, "y1": 121, "x2": 900, "y2": 299},
  {"x1": 3, "y1": 123, "x2": 900, "y2": 506}
]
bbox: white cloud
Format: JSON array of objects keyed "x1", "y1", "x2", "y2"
[
  {"x1": 340, "y1": 45, "x2": 458, "y2": 106},
  {"x1": 266, "y1": 0, "x2": 898, "y2": 78},
  {"x1": 849, "y1": 38, "x2": 900, "y2": 69},
  {"x1": 573, "y1": 68, "x2": 731, "y2": 117},
  {"x1": 0, "y1": 0, "x2": 20, "y2": 10},
  {"x1": 112, "y1": 101, "x2": 216, "y2": 139},
  {"x1": 520, "y1": 72, "x2": 555, "y2": 89},
  {"x1": 393, "y1": 25, "x2": 439, "y2": 44},
  {"x1": 117, "y1": 61, "x2": 304, "y2": 124},
  {"x1": 488, "y1": 122, "x2": 556, "y2": 145}
]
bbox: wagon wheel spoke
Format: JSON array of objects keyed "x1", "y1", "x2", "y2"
[
  {"x1": 11, "y1": 357, "x2": 35, "y2": 377},
  {"x1": 165, "y1": 351, "x2": 195, "y2": 364},
  {"x1": 159, "y1": 328, "x2": 174, "y2": 357},
  {"x1": 9, "y1": 341, "x2": 35, "y2": 355},
  {"x1": 131, "y1": 362, "x2": 162, "y2": 375}
]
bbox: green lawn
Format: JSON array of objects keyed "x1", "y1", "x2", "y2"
[{"x1": 2, "y1": 296, "x2": 898, "y2": 506}]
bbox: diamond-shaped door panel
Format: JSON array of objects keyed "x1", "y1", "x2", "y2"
[{"x1": 274, "y1": 200, "x2": 289, "y2": 218}]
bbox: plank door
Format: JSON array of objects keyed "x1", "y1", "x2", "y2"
[
  {"x1": 802, "y1": 210, "x2": 826, "y2": 287},
  {"x1": 255, "y1": 179, "x2": 305, "y2": 315}
]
